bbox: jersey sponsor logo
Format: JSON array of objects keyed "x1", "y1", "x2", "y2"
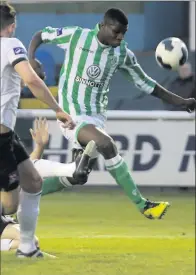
[
  {"x1": 75, "y1": 76, "x2": 104, "y2": 88},
  {"x1": 57, "y1": 28, "x2": 63, "y2": 36},
  {"x1": 13, "y1": 47, "x2": 26, "y2": 55},
  {"x1": 86, "y1": 65, "x2": 101, "y2": 79}
]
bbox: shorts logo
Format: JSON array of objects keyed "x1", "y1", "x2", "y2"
[
  {"x1": 86, "y1": 65, "x2": 101, "y2": 79},
  {"x1": 13, "y1": 47, "x2": 26, "y2": 55},
  {"x1": 57, "y1": 28, "x2": 63, "y2": 36},
  {"x1": 9, "y1": 171, "x2": 19, "y2": 185}
]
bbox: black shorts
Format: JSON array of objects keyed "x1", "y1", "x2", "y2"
[{"x1": 0, "y1": 131, "x2": 29, "y2": 192}]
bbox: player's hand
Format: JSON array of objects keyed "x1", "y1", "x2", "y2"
[
  {"x1": 181, "y1": 98, "x2": 196, "y2": 113},
  {"x1": 56, "y1": 110, "x2": 76, "y2": 130},
  {"x1": 29, "y1": 58, "x2": 46, "y2": 80},
  {"x1": 30, "y1": 117, "x2": 49, "y2": 146}
]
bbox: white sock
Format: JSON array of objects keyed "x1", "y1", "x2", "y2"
[
  {"x1": 33, "y1": 159, "x2": 76, "y2": 178},
  {"x1": 17, "y1": 189, "x2": 41, "y2": 253}
]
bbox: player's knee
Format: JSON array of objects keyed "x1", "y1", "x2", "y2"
[
  {"x1": 22, "y1": 173, "x2": 42, "y2": 194},
  {"x1": 96, "y1": 137, "x2": 117, "y2": 159},
  {"x1": 33, "y1": 174, "x2": 42, "y2": 193},
  {"x1": 31, "y1": 173, "x2": 42, "y2": 193}
]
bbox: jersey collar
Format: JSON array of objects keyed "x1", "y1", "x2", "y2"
[{"x1": 94, "y1": 24, "x2": 111, "y2": 49}]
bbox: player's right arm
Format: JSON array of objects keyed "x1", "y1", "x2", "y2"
[{"x1": 28, "y1": 26, "x2": 78, "y2": 68}]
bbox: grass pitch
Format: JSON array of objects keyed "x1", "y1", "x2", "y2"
[{"x1": 1, "y1": 187, "x2": 195, "y2": 275}]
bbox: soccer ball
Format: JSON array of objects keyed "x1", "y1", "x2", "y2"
[{"x1": 155, "y1": 37, "x2": 188, "y2": 70}]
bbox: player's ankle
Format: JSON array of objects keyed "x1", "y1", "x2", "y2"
[
  {"x1": 135, "y1": 197, "x2": 146, "y2": 211},
  {"x1": 18, "y1": 241, "x2": 37, "y2": 254}
]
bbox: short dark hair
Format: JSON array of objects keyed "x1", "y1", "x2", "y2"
[
  {"x1": 0, "y1": 2, "x2": 16, "y2": 31},
  {"x1": 104, "y1": 8, "x2": 128, "y2": 26}
]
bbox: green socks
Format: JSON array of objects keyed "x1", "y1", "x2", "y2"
[
  {"x1": 105, "y1": 155, "x2": 146, "y2": 210},
  {"x1": 41, "y1": 177, "x2": 65, "y2": 196}
]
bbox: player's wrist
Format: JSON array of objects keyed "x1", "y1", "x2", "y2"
[
  {"x1": 173, "y1": 96, "x2": 185, "y2": 106},
  {"x1": 55, "y1": 107, "x2": 64, "y2": 113},
  {"x1": 34, "y1": 143, "x2": 45, "y2": 150}
]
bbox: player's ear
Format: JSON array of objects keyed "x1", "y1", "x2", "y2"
[
  {"x1": 100, "y1": 22, "x2": 105, "y2": 28},
  {"x1": 9, "y1": 22, "x2": 16, "y2": 34}
]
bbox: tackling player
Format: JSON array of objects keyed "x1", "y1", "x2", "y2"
[
  {"x1": 0, "y1": 118, "x2": 95, "y2": 252},
  {"x1": 28, "y1": 8, "x2": 196, "y2": 220},
  {"x1": 0, "y1": 1, "x2": 77, "y2": 258},
  {"x1": 1, "y1": 117, "x2": 96, "y2": 215}
]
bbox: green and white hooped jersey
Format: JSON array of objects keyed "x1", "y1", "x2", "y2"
[{"x1": 41, "y1": 24, "x2": 156, "y2": 117}]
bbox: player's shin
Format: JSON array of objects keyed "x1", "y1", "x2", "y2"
[
  {"x1": 41, "y1": 177, "x2": 70, "y2": 196},
  {"x1": 105, "y1": 154, "x2": 146, "y2": 210},
  {"x1": 17, "y1": 189, "x2": 41, "y2": 253}
]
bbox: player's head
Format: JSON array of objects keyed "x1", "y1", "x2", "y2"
[
  {"x1": 99, "y1": 8, "x2": 128, "y2": 48},
  {"x1": 0, "y1": 2, "x2": 16, "y2": 37}
]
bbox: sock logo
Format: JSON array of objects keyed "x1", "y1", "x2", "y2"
[{"x1": 132, "y1": 189, "x2": 138, "y2": 196}]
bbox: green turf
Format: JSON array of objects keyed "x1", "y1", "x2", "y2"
[{"x1": 1, "y1": 187, "x2": 195, "y2": 275}]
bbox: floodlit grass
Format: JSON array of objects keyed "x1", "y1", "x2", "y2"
[{"x1": 1, "y1": 187, "x2": 195, "y2": 275}]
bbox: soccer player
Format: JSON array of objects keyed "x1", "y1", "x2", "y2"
[
  {"x1": 1, "y1": 117, "x2": 96, "y2": 215},
  {"x1": 0, "y1": 2, "x2": 79, "y2": 258},
  {"x1": 0, "y1": 118, "x2": 95, "y2": 252},
  {"x1": 28, "y1": 8, "x2": 196, "y2": 220}
]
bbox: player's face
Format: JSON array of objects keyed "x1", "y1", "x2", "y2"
[{"x1": 103, "y1": 21, "x2": 128, "y2": 47}]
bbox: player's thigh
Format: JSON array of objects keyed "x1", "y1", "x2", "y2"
[
  {"x1": 0, "y1": 187, "x2": 20, "y2": 215},
  {"x1": 77, "y1": 124, "x2": 118, "y2": 158},
  {"x1": 1, "y1": 224, "x2": 20, "y2": 240},
  {"x1": 77, "y1": 124, "x2": 112, "y2": 147},
  {"x1": 58, "y1": 115, "x2": 107, "y2": 149},
  {"x1": 13, "y1": 134, "x2": 42, "y2": 193},
  {"x1": 0, "y1": 131, "x2": 19, "y2": 193}
]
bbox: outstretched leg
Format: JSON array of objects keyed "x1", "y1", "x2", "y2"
[{"x1": 77, "y1": 124, "x2": 170, "y2": 219}]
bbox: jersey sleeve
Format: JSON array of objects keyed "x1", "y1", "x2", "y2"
[
  {"x1": 6, "y1": 38, "x2": 28, "y2": 67},
  {"x1": 119, "y1": 48, "x2": 156, "y2": 94},
  {"x1": 41, "y1": 26, "x2": 78, "y2": 49}
]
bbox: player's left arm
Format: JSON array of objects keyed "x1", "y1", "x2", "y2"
[
  {"x1": 29, "y1": 117, "x2": 49, "y2": 160},
  {"x1": 120, "y1": 48, "x2": 196, "y2": 112}
]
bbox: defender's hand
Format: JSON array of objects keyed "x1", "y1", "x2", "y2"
[{"x1": 30, "y1": 117, "x2": 49, "y2": 146}]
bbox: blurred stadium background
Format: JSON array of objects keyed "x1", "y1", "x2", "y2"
[{"x1": 2, "y1": 1, "x2": 195, "y2": 275}]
